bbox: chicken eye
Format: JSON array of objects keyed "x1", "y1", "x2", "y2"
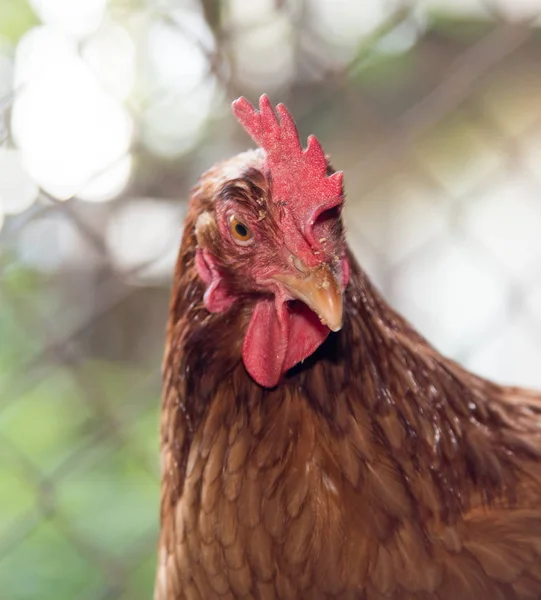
[{"x1": 229, "y1": 216, "x2": 253, "y2": 245}]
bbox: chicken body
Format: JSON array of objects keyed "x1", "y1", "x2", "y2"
[{"x1": 156, "y1": 104, "x2": 541, "y2": 600}]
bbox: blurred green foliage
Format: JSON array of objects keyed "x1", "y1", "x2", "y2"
[
  {"x1": 0, "y1": 260, "x2": 159, "y2": 599},
  {"x1": 0, "y1": 0, "x2": 38, "y2": 44}
]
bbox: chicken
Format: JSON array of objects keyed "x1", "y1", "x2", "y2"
[{"x1": 155, "y1": 95, "x2": 541, "y2": 600}]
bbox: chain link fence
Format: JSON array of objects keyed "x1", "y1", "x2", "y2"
[{"x1": 1, "y1": 1, "x2": 541, "y2": 598}]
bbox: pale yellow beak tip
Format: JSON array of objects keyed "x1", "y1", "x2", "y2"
[
  {"x1": 329, "y1": 320, "x2": 342, "y2": 333},
  {"x1": 320, "y1": 295, "x2": 343, "y2": 332}
]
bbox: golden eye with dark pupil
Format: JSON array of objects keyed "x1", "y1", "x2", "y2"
[
  {"x1": 235, "y1": 223, "x2": 248, "y2": 237},
  {"x1": 230, "y1": 216, "x2": 253, "y2": 244}
]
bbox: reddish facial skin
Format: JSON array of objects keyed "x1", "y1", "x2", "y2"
[{"x1": 194, "y1": 149, "x2": 349, "y2": 388}]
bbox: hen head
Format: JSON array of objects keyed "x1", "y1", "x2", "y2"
[{"x1": 193, "y1": 95, "x2": 349, "y2": 388}]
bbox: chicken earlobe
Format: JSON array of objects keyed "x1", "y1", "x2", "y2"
[{"x1": 194, "y1": 248, "x2": 236, "y2": 313}]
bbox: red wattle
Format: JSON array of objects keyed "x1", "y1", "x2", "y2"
[
  {"x1": 242, "y1": 299, "x2": 288, "y2": 388},
  {"x1": 242, "y1": 297, "x2": 329, "y2": 388}
]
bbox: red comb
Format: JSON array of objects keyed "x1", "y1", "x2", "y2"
[{"x1": 231, "y1": 94, "x2": 343, "y2": 241}]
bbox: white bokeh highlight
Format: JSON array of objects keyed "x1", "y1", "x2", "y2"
[
  {"x1": 81, "y1": 19, "x2": 136, "y2": 101},
  {"x1": 78, "y1": 155, "x2": 133, "y2": 203},
  {"x1": 231, "y1": 12, "x2": 294, "y2": 92},
  {"x1": 465, "y1": 173, "x2": 541, "y2": 277},
  {"x1": 469, "y1": 314, "x2": 541, "y2": 390},
  {"x1": 0, "y1": 148, "x2": 39, "y2": 214},
  {"x1": 17, "y1": 213, "x2": 80, "y2": 272},
  {"x1": 12, "y1": 26, "x2": 132, "y2": 201},
  {"x1": 347, "y1": 173, "x2": 447, "y2": 264},
  {"x1": 141, "y1": 12, "x2": 217, "y2": 157},
  {"x1": 311, "y1": 0, "x2": 388, "y2": 46},
  {"x1": 0, "y1": 51, "x2": 13, "y2": 99},
  {"x1": 28, "y1": 0, "x2": 107, "y2": 39},
  {"x1": 395, "y1": 241, "x2": 509, "y2": 358},
  {"x1": 106, "y1": 199, "x2": 184, "y2": 279}
]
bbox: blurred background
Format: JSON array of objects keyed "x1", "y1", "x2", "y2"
[{"x1": 1, "y1": 0, "x2": 541, "y2": 598}]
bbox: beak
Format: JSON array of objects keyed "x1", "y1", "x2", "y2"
[{"x1": 273, "y1": 263, "x2": 343, "y2": 332}]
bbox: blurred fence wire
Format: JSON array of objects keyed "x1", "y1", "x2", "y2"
[{"x1": 1, "y1": 0, "x2": 541, "y2": 599}]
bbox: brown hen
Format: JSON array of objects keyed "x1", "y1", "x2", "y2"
[{"x1": 155, "y1": 95, "x2": 541, "y2": 600}]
